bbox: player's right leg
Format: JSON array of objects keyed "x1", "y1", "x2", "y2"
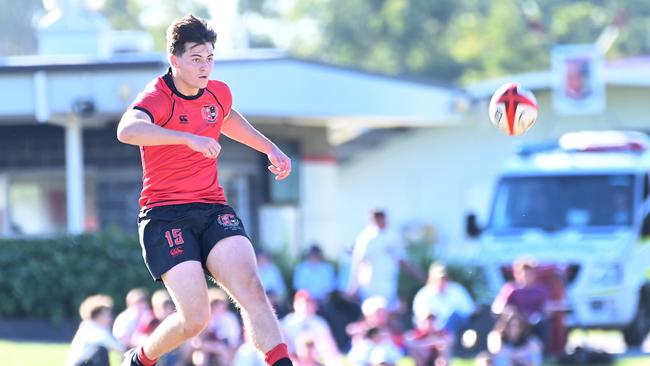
[
  {"x1": 144, "y1": 261, "x2": 210, "y2": 358},
  {"x1": 124, "y1": 205, "x2": 211, "y2": 366}
]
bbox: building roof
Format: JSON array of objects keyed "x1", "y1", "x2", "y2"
[{"x1": 0, "y1": 50, "x2": 466, "y2": 128}]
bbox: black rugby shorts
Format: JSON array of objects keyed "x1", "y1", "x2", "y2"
[{"x1": 137, "y1": 202, "x2": 249, "y2": 281}]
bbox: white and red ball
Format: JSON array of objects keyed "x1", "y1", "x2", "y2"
[{"x1": 488, "y1": 82, "x2": 538, "y2": 136}]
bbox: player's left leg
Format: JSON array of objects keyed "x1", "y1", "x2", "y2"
[{"x1": 205, "y1": 235, "x2": 291, "y2": 366}]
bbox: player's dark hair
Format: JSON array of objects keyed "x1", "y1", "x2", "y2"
[{"x1": 166, "y1": 14, "x2": 217, "y2": 56}]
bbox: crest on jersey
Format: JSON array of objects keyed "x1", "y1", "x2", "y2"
[{"x1": 201, "y1": 104, "x2": 218, "y2": 123}]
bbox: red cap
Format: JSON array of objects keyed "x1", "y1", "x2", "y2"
[{"x1": 294, "y1": 289, "x2": 314, "y2": 302}]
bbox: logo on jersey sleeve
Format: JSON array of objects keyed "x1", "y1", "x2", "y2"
[{"x1": 201, "y1": 105, "x2": 218, "y2": 123}]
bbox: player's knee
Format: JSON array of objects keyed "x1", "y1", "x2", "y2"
[{"x1": 180, "y1": 306, "x2": 210, "y2": 337}]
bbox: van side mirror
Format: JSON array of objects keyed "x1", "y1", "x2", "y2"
[{"x1": 465, "y1": 212, "x2": 482, "y2": 238}]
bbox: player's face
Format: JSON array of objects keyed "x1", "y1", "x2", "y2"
[{"x1": 171, "y1": 42, "x2": 214, "y2": 93}]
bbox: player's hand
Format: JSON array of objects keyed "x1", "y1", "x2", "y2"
[
  {"x1": 186, "y1": 135, "x2": 221, "y2": 159},
  {"x1": 267, "y1": 146, "x2": 292, "y2": 180}
]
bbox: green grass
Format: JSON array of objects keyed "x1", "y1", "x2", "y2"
[
  {"x1": 0, "y1": 340, "x2": 121, "y2": 366},
  {"x1": 1, "y1": 340, "x2": 650, "y2": 366}
]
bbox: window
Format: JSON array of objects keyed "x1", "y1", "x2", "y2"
[
  {"x1": 3, "y1": 173, "x2": 98, "y2": 236},
  {"x1": 267, "y1": 142, "x2": 299, "y2": 204}
]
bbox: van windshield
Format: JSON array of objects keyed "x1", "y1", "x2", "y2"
[{"x1": 489, "y1": 174, "x2": 635, "y2": 232}]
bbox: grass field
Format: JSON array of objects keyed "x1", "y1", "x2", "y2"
[{"x1": 2, "y1": 340, "x2": 650, "y2": 366}]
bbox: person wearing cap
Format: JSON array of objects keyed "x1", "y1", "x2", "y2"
[
  {"x1": 293, "y1": 244, "x2": 336, "y2": 303},
  {"x1": 412, "y1": 262, "x2": 476, "y2": 340},
  {"x1": 280, "y1": 290, "x2": 342, "y2": 365}
]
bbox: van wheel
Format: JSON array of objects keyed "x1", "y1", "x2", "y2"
[{"x1": 622, "y1": 297, "x2": 650, "y2": 347}]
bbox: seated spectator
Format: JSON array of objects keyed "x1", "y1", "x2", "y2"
[
  {"x1": 346, "y1": 296, "x2": 403, "y2": 350},
  {"x1": 280, "y1": 290, "x2": 342, "y2": 365},
  {"x1": 233, "y1": 327, "x2": 266, "y2": 366},
  {"x1": 294, "y1": 333, "x2": 326, "y2": 366},
  {"x1": 487, "y1": 308, "x2": 542, "y2": 366},
  {"x1": 403, "y1": 312, "x2": 452, "y2": 366},
  {"x1": 132, "y1": 289, "x2": 188, "y2": 366},
  {"x1": 347, "y1": 327, "x2": 403, "y2": 366},
  {"x1": 112, "y1": 288, "x2": 152, "y2": 348},
  {"x1": 412, "y1": 262, "x2": 476, "y2": 341},
  {"x1": 318, "y1": 290, "x2": 362, "y2": 352},
  {"x1": 66, "y1": 294, "x2": 125, "y2": 366},
  {"x1": 491, "y1": 257, "x2": 555, "y2": 347},
  {"x1": 190, "y1": 287, "x2": 241, "y2": 366},
  {"x1": 257, "y1": 249, "x2": 288, "y2": 304},
  {"x1": 293, "y1": 244, "x2": 336, "y2": 303}
]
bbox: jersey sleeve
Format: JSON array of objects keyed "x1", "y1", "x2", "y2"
[
  {"x1": 130, "y1": 89, "x2": 171, "y2": 126},
  {"x1": 209, "y1": 81, "x2": 233, "y2": 119}
]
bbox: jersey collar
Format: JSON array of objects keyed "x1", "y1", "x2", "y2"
[{"x1": 163, "y1": 68, "x2": 205, "y2": 100}]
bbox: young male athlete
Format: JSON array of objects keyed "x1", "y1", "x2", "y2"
[{"x1": 117, "y1": 14, "x2": 293, "y2": 366}]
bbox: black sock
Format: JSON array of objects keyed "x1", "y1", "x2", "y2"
[{"x1": 272, "y1": 357, "x2": 293, "y2": 366}]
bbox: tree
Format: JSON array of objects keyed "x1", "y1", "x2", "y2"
[
  {"x1": 250, "y1": 0, "x2": 650, "y2": 85},
  {"x1": 0, "y1": 0, "x2": 43, "y2": 56}
]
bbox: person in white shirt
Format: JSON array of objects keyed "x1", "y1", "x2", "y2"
[
  {"x1": 412, "y1": 262, "x2": 476, "y2": 340},
  {"x1": 280, "y1": 290, "x2": 342, "y2": 365},
  {"x1": 113, "y1": 288, "x2": 152, "y2": 348},
  {"x1": 191, "y1": 287, "x2": 242, "y2": 365},
  {"x1": 347, "y1": 209, "x2": 418, "y2": 309},
  {"x1": 66, "y1": 294, "x2": 125, "y2": 366}
]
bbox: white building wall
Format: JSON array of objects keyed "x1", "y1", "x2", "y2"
[
  {"x1": 300, "y1": 160, "x2": 339, "y2": 259},
  {"x1": 337, "y1": 86, "x2": 650, "y2": 256}
]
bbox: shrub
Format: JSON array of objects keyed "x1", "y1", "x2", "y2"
[{"x1": 0, "y1": 229, "x2": 160, "y2": 321}]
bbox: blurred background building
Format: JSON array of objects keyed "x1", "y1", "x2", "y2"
[{"x1": 1, "y1": 0, "x2": 650, "y2": 260}]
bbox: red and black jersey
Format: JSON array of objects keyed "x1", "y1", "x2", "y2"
[{"x1": 130, "y1": 68, "x2": 233, "y2": 209}]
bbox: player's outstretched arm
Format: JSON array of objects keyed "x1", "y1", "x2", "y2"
[
  {"x1": 117, "y1": 109, "x2": 221, "y2": 159},
  {"x1": 222, "y1": 108, "x2": 292, "y2": 180}
]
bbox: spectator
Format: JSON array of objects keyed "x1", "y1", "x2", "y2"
[
  {"x1": 491, "y1": 257, "x2": 554, "y2": 346},
  {"x1": 318, "y1": 290, "x2": 362, "y2": 352},
  {"x1": 487, "y1": 308, "x2": 542, "y2": 366},
  {"x1": 66, "y1": 294, "x2": 125, "y2": 366},
  {"x1": 280, "y1": 290, "x2": 342, "y2": 365},
  {"x1": 113, "y1": 288, "x2": 152, "y2": 348},
  {"x1": 132, "y1": 289, "x2": 188, "y2": 366},
  {"x1": 347, "y1": 327, "x2": 403, "y2": 366},
  {"x1": 233, "y1": 327, "x2": 267, "y2": 366},
  {"x1": 257, "y1": 250, "x2": 288, "y2": 304},
  {"x1": 412, "y1": 262, "x2": 476, "y2": 340},
  {"x1": 403, "y1": 312, "x2": 452, "y2": 366},
  {"x1": 346, "y1": 209, "x2": 420, "y2": 309},
  {"x1": 293, "y1": 333, "x2": 326, "y2": 366},
  {"x1": 293, "y1": 244, "x2": 336, "y2": 303},
  {"x1": 346, "y1": 296, "x2": 403, "y2": 350},
  {"x1": 191, "y1": 287, "x2": 242, "y2": 365}
]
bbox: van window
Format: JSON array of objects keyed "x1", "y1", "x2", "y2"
[{"x1": 489, "y1": 174, "x2": 634, "y2": 232}]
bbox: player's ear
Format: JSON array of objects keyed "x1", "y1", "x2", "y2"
[{"x1": 169, "y1": 54, "x2": 178, "y2": 67}]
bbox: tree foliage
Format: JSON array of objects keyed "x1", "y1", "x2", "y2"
[
  {"x1": 273, "y1": 0, "x2": 650, "y2": 84},
  {"x1": 3, "y1": 1, "x2": 650, "y2": 85},
  {"x1": 0, "y1": 0, "x2": 43, "y2": 56}
]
